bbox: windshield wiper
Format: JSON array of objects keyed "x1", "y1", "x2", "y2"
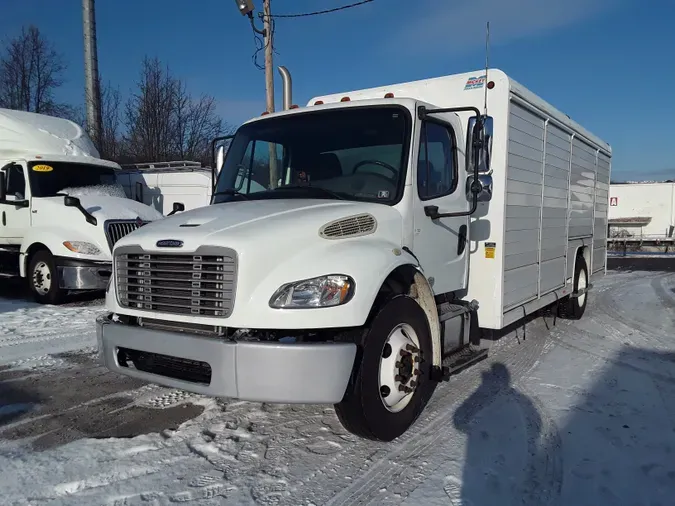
[
  {"x1": 275, "y1": 185, "x2": 346, "y2": 200},
  {"x1": 213, "y1": 189, "x2": 250, "y2": 200}
]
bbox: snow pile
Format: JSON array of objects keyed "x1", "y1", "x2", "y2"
[{"x1": 61, "y1": 184, "x2": 128, "y2": 199}]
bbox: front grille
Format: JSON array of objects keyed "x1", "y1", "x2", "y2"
[
  {"x1": 115, "y1": 246, "x2": 236, "y2": 318},
  {"x1": 106, "y1": 220, "x2": 149, "y2": 248}
]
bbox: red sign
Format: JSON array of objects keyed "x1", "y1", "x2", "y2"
[{"x1": 610, "y1": 197, "x2": 618, "y2": 206}]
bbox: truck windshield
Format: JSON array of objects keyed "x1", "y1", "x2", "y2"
[
  {"x1": 27, "y1": 161, "x2": 122, "y2": 198},
  {"x1": 213, "y1": 105, "x2": 411, "y2": 205}
]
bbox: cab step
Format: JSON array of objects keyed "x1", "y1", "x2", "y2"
[{"x1": 430, "y1": 345, "x2": 488, "y2": 382}]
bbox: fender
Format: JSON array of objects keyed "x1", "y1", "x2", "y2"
[{"x1": 20, "y1": 226, "x2": 111, "y2": 277}]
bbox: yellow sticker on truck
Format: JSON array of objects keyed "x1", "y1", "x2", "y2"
[
  {"x1": 485, "y1": 242, "x2": 496, "y2": 259},
  {"x1": 32, "y1": 164, "x2": 53, "y2": 172}
]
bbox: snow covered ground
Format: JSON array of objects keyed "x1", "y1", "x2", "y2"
[{"x1": 1, "y1": 270, "x2": 674, "y2": 505}]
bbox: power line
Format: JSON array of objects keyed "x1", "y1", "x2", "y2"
[{"x1": 263, "y1": 0, "x2": 375, "y2": 19}]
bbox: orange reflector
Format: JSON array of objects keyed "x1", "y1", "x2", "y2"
[
  {"x1": 384, "y1": 92, "x2": 394, "y2": 98},
  {"x1": 340, "y1": 96, "x2": 350, "y2": 102},
  {"x1": 314, "y1": 100, "x2": 324, "y2": 105},
  {"x1": 289, "y1": 104, "x2": 299, "y2": 109},
  {"x1": 487, "y1": 81, "x2": 495, "y2": 90}
]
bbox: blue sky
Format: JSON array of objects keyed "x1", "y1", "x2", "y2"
[{"x1": 1, "y1": 0, "x2": 673, "y2": 180}]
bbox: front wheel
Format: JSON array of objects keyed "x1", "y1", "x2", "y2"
[
  {"x1": 28, "y1": 250, "x2": 65, "y2": 305},
  {"x1": 335, "y1": 295, "x2": 436, "y2": 441}
]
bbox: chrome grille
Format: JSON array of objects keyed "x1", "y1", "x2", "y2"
[
  {"x1": 115, "y1": 246, "x2": 236, "y2": 318},
  {"x1": 106, "y1": 220, "x2": 148, "y2": 248}
]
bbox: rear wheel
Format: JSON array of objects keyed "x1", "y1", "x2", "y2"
[
  {"x1": 558, "y1": 253, "x2": 588, "y2": 320},
  {"x1": 28, "y1": 250, "x2": 65, "y2": 305},
  {"x1": 335, "y1": 295, "x2": 436, "y2": 441}
]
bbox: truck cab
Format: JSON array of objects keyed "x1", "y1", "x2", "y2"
[{"x1": 0, "y1": 108, "x2": 164, "y2": 304}]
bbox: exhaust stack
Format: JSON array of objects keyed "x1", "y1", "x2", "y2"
[{"x1": 278, "y1": 66, "x2": 292, "y2": 111}]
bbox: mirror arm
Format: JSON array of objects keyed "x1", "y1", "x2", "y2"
[
  {"x1": 418, "y1": 105, "x2": 481, "y2": 120},
  {"x1": 64, "y1": 196, "x2": 97, "y2": 226}
]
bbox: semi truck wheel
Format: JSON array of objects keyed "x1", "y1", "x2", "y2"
[
  {"x1": 28, "y1": 250, "x2": 65, "y2": 305},
  {"x1": 558, "y1": 253, "x2": 588, "y2": 320},
  {"x1": 335, "y1": 295, "x2": 435, "y2": 441}
]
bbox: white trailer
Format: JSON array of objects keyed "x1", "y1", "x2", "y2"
[
  {"x1": 116, "y1": 161, "x2": 213, "y2": 215},
  {"x1": 97, "y1": 68, "x2": 611, "y2": 441},
  {"x1": 0, "y1": 108, "x2": 163, "y2": 303}
]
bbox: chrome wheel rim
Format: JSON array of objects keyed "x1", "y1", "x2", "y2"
[{"x1": 378, "y1": 323, "x2": 422, "y2": 413}]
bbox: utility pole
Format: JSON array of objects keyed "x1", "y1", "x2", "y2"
[
  {"x1": 82, "y1": 0, "x2": 102, "y2": 149},
  {"x1": 262, "y1": 0, "x2": 274, "y2": 115},
  {"x1": 261, "y1": 0, "x2": 278, "y2": 188}
]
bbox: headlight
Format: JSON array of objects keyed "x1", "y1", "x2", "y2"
[
  {"x1": 269, "y1": 275, "x2": 355, "y2": 309},
  {"x1": 63, "y1": 241, "x2": 102, "y2": 255}
]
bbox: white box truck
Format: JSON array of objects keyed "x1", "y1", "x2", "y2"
[
  {"x1": 0, "y1": 108, "x2": 164, "y2": 304},
  {"x1": 97, "y1": 69, "x2": 611, "y2": 441}
]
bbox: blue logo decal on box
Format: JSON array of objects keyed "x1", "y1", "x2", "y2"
[{"x1": 464, "y1": 75, "x2": 486, "y2": 90}]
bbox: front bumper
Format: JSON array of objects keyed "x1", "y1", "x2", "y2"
[
  {"x1": 55, "y1": 256, "x2": 111, "y2": 290},
  {"x1": 96, "y1": 313, "x2": 357, "y2": 404}
]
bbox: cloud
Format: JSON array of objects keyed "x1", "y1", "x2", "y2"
[{"x1": 391, "y1": 0, "x2": 618, "y2": 56}]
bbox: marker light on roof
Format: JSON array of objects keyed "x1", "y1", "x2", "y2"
[
  {"x1": 384, "y1": 92, "x2": 394, "y2": 98},
  {"x1": 290, "y1": 104, "x2": 299, "y2": 109},
  {"x1": 261, "y1": 111, "x2": 269, "y2": 116},
  {"x1": 314, "y1": 100, "x2": 324, "y2": 105},
  {"x1": 487, "y1": 81, "x2": 495, "y2": 89},
  {"x1": 340, "y1": 96, "x2": 350, "y2": 102}
]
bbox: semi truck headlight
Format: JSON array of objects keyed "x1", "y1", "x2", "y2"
[
  {"x1": 63, "y1": 241, "x2": 102, "y2": 255},
  {"x1": 269, "y1": 275, "x2": 355, "y2": 309}
]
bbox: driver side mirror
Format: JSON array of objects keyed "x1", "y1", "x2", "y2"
[
  {"x1": 167, "y1": 202, "x2": 185, "y2": 216},
  {"x1": 211, "y1": 134, "x2": 234, "y2": 190},
  {"x1": 466, "y1": 115, "x2": 493, "y2": 173},
  {"x1": 0, "y1": 172, "x2": 6, "y2": 201}
]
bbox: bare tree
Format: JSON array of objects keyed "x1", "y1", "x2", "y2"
[
  {"x1": 123, "y1": 57, "x2": 228, "y2": 165},
  {"x1": 123, "y1": 57, "x2": 177, "y2": 162},
  {"x1": 98, "y1": 81, "x2": 122, "y2": 160},
  {"x1": 0, "y1": 25, "x2": 68, "y2": 115}
]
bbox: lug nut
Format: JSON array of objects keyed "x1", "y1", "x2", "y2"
[
  {"x1": 395, "y1": 361, "x2": 403, "y2": 368},
  {"x1": 400, "y1": 350, "x2": 411, "y2": 357},
  {"x1": 395, "y1": 374, "x2": 404, "y2": 382},
  {"x1": 406, "y1": 344, "x2": 419, "y2": 352},
  {"x1": 413, "y1": 369, "x2": 421, "y2": 376}
]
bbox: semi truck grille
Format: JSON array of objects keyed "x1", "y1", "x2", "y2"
[
  {"x1": 105, "y1": 220, "x2": 149, "y2": 248},
  {"x1": 115, "y1": 246, "x2": 237, "y2": 318}
]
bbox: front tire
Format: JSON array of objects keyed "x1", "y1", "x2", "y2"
[
  {"x1": 28, "y1": 250, "x2": 65, "y2": 305},
  {"x1": 335, "y1": 295, "x2": 436, "y2": 441}
]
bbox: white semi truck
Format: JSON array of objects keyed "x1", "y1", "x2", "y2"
[
  {"x1": 0, "y1": 108, "x2": 164, "y2": 304},
  {"x1": 97, "y1": 69, "x2": 611, "y2": 441}
]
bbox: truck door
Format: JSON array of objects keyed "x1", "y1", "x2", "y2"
[
  {"x1": 0, "y1": 162, "x2": 31, "y2": 246},
  {"x1": 412, "y1": 115, "x2": 469, "y2": 294}
]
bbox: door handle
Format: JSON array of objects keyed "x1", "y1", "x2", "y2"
[
  {"x1": 457, "y1": 224, "x2": 467, "y2": 256},
  {"x1": 2, "y1": 211, "x2": 5, "y2": 226}
]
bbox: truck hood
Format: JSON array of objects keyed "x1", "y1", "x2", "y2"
[
  {"x1": 116, "y1": 198, "x2": 404, "y2": 252},
  {"x1": 35, "y1": 195, "x2": 163, "y2": 223}
]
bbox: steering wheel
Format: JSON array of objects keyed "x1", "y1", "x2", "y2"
[{"x1": 352, "y1": 159, "x2": 398, "y2": 179}]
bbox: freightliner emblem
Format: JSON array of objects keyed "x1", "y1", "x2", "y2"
[{"x1": 156, "y1": 239, "x2": 184, "y2": 248}]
